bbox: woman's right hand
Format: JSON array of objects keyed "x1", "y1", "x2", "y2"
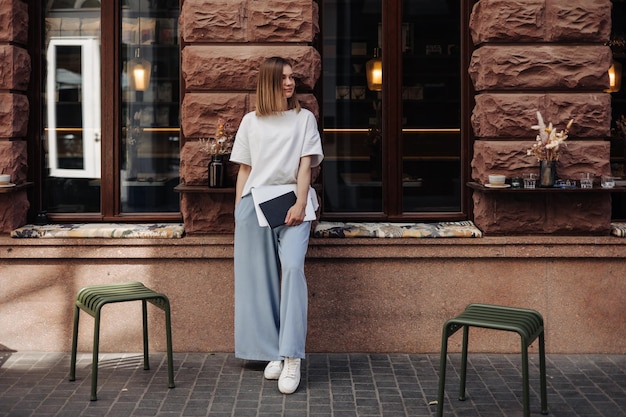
[{"x1": 235, "y1": 164, "x2": 252, "y2": 205}]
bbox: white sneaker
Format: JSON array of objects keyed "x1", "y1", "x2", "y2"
[
  {"x1": 278, "y1": 357, "x2": 301, "y2": 394},
  {"x1": 264, "y1": 360, "x2": 283, "y2": 380}
]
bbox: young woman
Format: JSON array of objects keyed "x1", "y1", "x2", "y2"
[{"x1": 229, "y1": 57, "x2": 324, "y2": 394}]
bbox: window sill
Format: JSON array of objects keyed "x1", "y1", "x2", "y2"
[
  {"x1": 174, "y1": 184, "x2": 235, "y2": 193},
  {"x1": 468, "y1": 182, "x2": 626, "y2": 193},
  {"x1": 0, "y1": 182, "x2": 33, "y2": 194}
]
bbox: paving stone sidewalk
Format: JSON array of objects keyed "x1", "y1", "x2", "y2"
[{"x1": 0, "y1": 352, "x2": 624, "y2": 417}]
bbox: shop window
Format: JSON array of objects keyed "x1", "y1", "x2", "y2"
[
  {"x1": 321, "y1": 0, "x2": 470, "y2": 221},
  {"x1": 41, "y1": 0, "x2": 180, "y2": 220}
]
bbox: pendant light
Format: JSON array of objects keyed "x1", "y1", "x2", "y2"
[
  {"x1": 606, "y1": 61, "x2": 622, "y2": 93},
  {"x1": 366, "y1": 48, "x2": 382, "y2": 91},
  {"x1": 128, "y1": 48, "x2": 151, "y2": 91},
  {"x1": 128, "y1": 2, "x2": 151, "y2": 91}
]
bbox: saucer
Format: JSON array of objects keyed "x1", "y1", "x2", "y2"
[
  {"x1": 485, "y1": 183, "x2": 511, "y2": 188},
  {"x1": 0, "y1": 183, "x2": 16, "y2": 188}
]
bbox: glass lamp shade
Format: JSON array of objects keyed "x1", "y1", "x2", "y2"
[
  {"x1": 128, "y1": 53, "x2": 151, "y2": 91},
  {"x1": 366, "y1": 57, "x2": 382, "y2": 91},
  {"x1": 606, "y1": 61, "x2": 622, "y2": 93}
]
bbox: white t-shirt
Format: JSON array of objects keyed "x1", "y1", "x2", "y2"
[{"x1": 230, "y1": 108, "x2": 324, "y2": 197}]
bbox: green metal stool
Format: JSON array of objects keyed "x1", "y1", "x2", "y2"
[
  {"x1": 437, "y1": 303, "x2": 548, "y2": 417},
  {"x1": 69, "y1": 282, "x2": 175, "y2": 401}
]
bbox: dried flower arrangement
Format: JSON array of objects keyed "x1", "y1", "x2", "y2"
[
  {"x1": 527, "y1": 111, "x2": 574, "y2": 162},
  {"x1": 199, "y1": 119, "x2": 234, "y2": 156}
]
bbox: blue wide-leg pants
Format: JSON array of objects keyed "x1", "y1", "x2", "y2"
[{"x1": 234, "y1": 194, "x2": 310, "y2": 361}]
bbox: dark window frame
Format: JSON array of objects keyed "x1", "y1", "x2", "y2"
[
  {"x1": 28, "y1": 1, "x2": 183, "y2": 224},
  {"x1": 318, "y1": 0, "x2": 476, "y2": 222}
]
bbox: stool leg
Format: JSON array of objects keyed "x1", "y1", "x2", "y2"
[
  {"x1": 521, "y1": 339, "x2": 530, "y2": 417},
  {"x1": 459, "y1": 325, "x2": 469, "y2": 401},
  {"x1": 91, "y1": 312, "x2": 101, "y2": 401},
  {"x1": 142, "y1": 300, "x2": 150, "y2": 371},
  {"x1": 436, "y1": 326, "x2": 450, "y2": 417},
  {"x1": 164, "y1": 300, "x2": 175, "y2": 389},
  {"x1": 69, "y1": 305, "x2": 80, "y2": 381},
  {"x1": 539, "y1": 332, "x2": 548, "y2": 414}
]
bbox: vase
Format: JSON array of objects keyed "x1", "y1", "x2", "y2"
[
  {"x1": 208, "y1": 155, "x2": 224, "y2": 188},
  {"x1": 126, "y1": 145, "x2": 137, "y2": 180},
  {"x1": 539, "y1": 160, "x2": 556, "y2": 187}
]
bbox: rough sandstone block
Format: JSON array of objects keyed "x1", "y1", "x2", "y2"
[
  {"x1": 471, "y1": 93, "x2": 611, "y2": 138},
  {"x1": 180, "y1": 0, "x2": 246, "y2": 43},
  {"x1": 0, "y1": 0, "x2": 28, "y2": 44},
  {"x1": 181, "y1": 193, "x2": 235, "y2": 233},
  {"x1": 248, "y1": 0, "x2": 318, "y2": 42},
  {"x1": 545, "y1": 0, "x2": 611, "y2": 42},
  {"x1": 469, "y1": 45, "x2": 612, "y2": 91},
  {"x1": 181, "y1": 93, "x2": 248, "y2": 139},
  {"x1": 0, "y1": 192, "x2": 29, "y2": 233},
  {"x1": 180, "y1": 141, "x2": 239, "y2": 187},
  {"x1": 471, "y1": 140, "x2": 611, "y2": 185},
  {"x1": 470, "y1": 0, "x2": 611, "y2": 44},
  {"x1": 182, "y1": 45, "x2": 321, "y2": 91},
  {"x1": 180, "y1": 0, "x2": 317, "y2": 43},
  {"x1": 0, "y1": 93, "x2": 28, "y2": 137},
  {"x1": 0, "y1": 45, "x2": 30, "y2": 91},
  {"x1": 180, "y1": 141, "x2": 207, "y2": 186},
  {"x1": 0, "y1": 140, "x2": 26, "y2": 183},
  {"x1": 472, "y1": 192, "x2": 611, "y2": 235},
  {"x1": 296, "y1": 93, "x2": 319, "y2": 120},
  {"x1": 0, "y1": 139, "x2": 28, "y2": 231},
  {"x1": 470, "y1": 0, "x2": 545, "y2": 44},
  {"x1": 181, "y1": 92, "x2": 319, "y2": 140}
]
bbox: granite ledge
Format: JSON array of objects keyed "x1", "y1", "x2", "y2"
[{"x1": 2, "y1": 235, "x2": 626, "y2": 259}]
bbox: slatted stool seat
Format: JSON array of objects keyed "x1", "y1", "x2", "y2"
[
  {"x1": 437, "y1": 303, "x2": 548, "y2": 417},
  {"x1": 69, "y1": 282, "x2": 175, "y2": 401}
]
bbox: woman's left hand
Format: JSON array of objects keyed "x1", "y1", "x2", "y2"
[
  {"x1": 286, "y1": 156, "x2": 313, "y2": 227},
  {"x1": 285, "y1": 202, "x2": 307, "y2": 226}
]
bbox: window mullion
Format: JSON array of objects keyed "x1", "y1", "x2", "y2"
[
  {"x1": 101, "y1": 1, "x2": 120, "y2": 219},
  {"x1": 382, "y1": 0, "x2": 403, "y2": 217}
]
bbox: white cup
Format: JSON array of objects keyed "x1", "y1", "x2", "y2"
[
  {"x1": 488, "y1": 174, "x2": 506, "y2": 186},
  {"x1": 0, "y1": 174, "x2": 10, "y2": 185}
]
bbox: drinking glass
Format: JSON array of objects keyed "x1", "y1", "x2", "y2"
[
  {"x1": 580, "y1": 173, "x2": 593, "y2": 189},
  {"x1": 601, "y1": 176, "x2": 615, "y2": 189},
  {"x1": 523, "y1": 173, "x2": 537, "y2": 189}
]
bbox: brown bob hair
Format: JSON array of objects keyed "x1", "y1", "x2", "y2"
[{"x1": 255, "y1": 57, "x2": 301, "y2": 116}]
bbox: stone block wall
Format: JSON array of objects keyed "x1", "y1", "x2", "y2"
[
  {"x1": 178, "y1": 0, "x2": 321, "y2": 233},
  {"x1": 468, "y1": 0, "x2": 614, "y2": 234},
  {"x1": 0, "y1": 1, "x2": 617, "y2": 235},
  {"x1": 0, "y1": 0, "x2": 29, "y2": 233}
]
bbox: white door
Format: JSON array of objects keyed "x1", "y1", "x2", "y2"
[{"x1": 46, "y1": 37, "x2": 101, "y2": 179}]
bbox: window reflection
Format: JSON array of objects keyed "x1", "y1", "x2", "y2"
[
  {"x1": 401, "y1": 0, "x2": 461, "y2": 212},
  {"x1": 42, "y1": 1, "x2": 180, "y2": 215},
  {"x1": 322, "y1": 0, "x2": 462, "y2": 217},
  {"x1": 120, "y1": 0, "x2": 180, "y2": 213},
  {"x1": 322, "y1": 0, "x2": 383, "y2": 213},
  {"x1": 44, "y1": 4, "x2": 102, "y2": 213}
]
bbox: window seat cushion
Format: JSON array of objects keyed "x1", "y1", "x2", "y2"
[
  {"x1": 610, "y1": 222, "x2": 626, "y2": 237},
  {"x1": 313, "y1": 221, "x2": 482, "y2": 238},
  {"x1": 11, "y1": 223, "x2": 185, "y2": 239}
]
